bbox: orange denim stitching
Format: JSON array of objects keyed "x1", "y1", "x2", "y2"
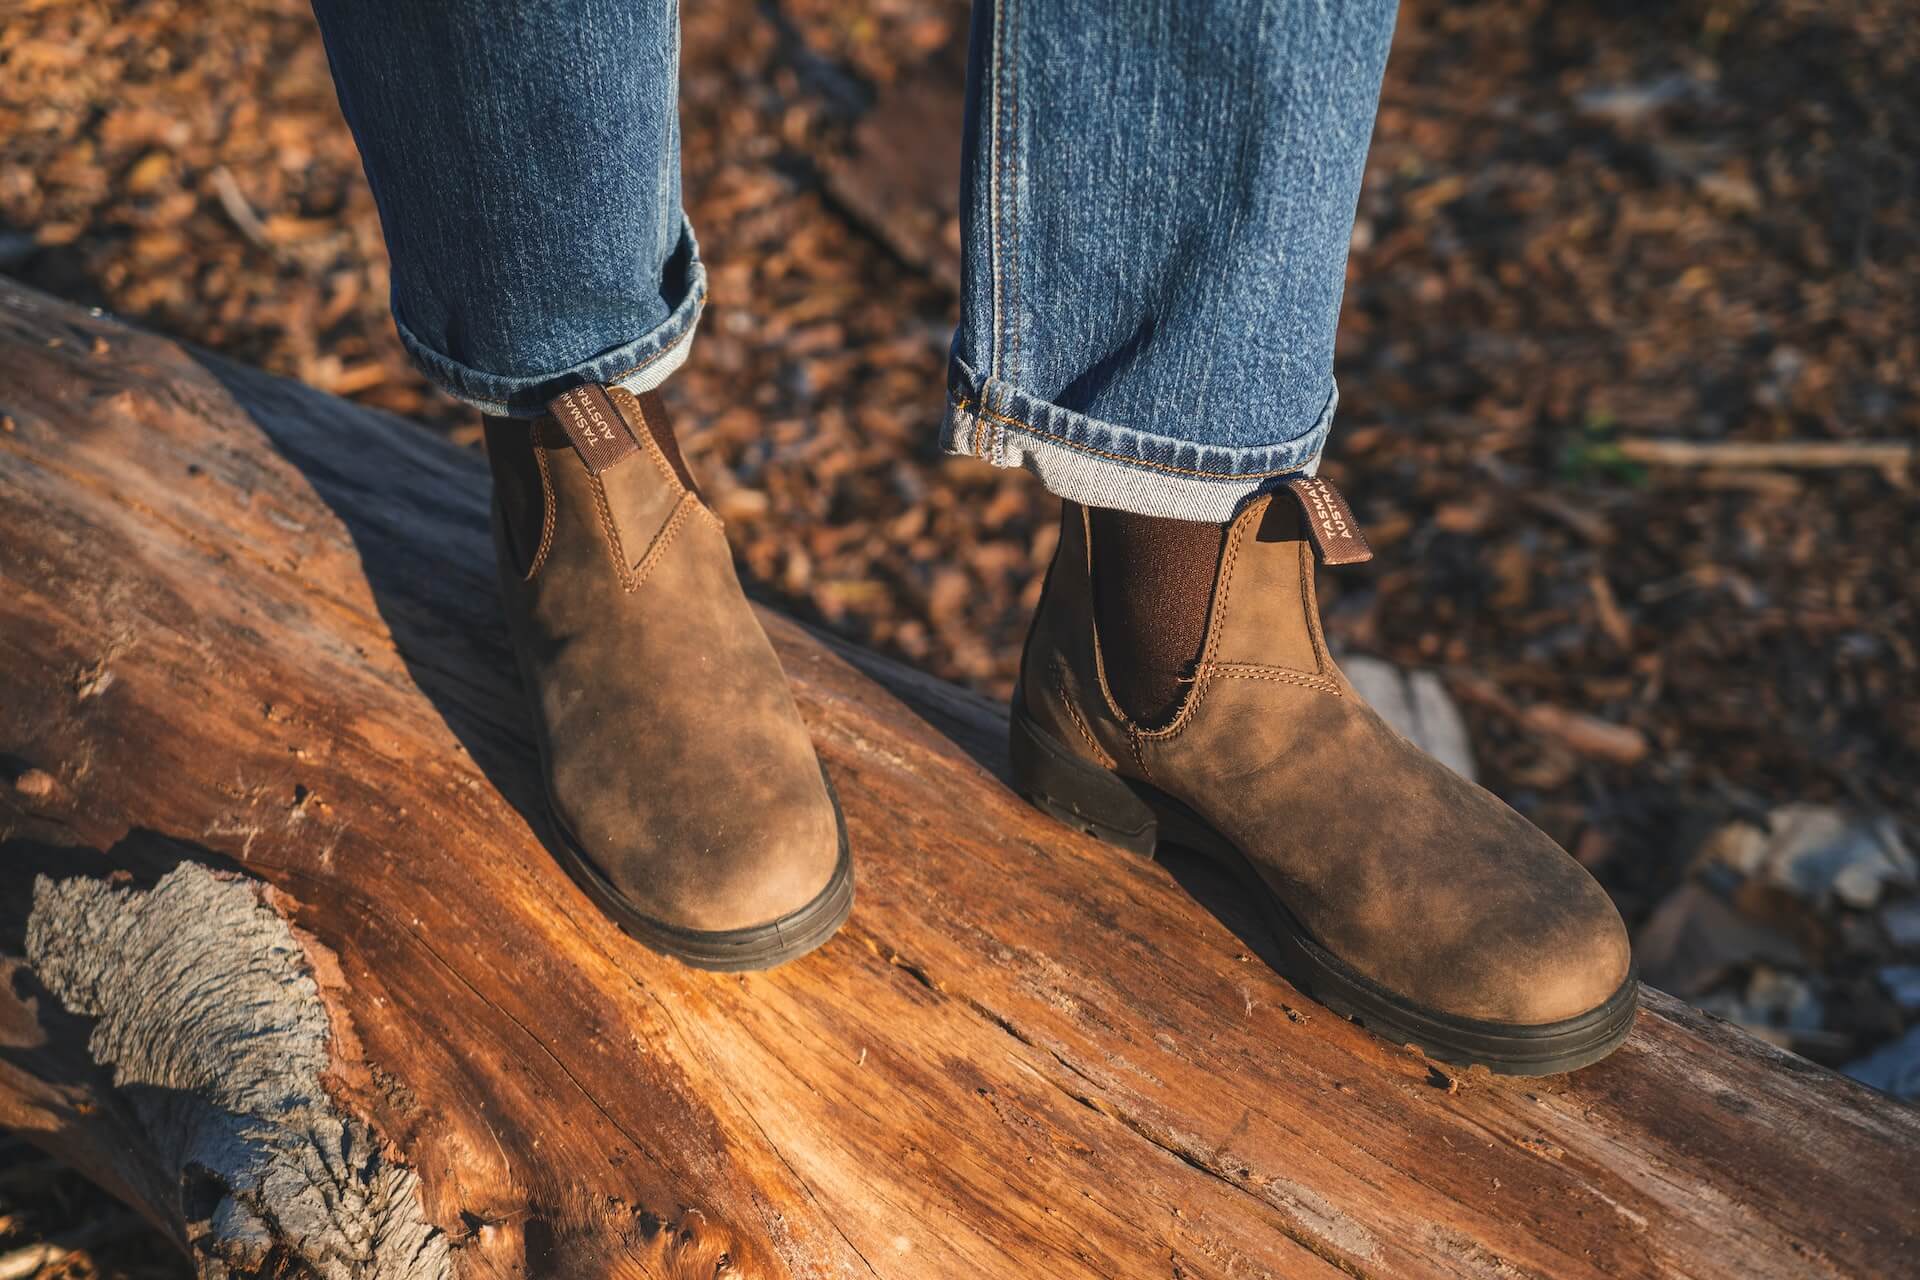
[{"x1": 601, "y1": 290, "x2": 705, "y2": 386}]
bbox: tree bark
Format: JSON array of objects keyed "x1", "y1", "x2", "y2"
[{"x1": 0, "y1": 279, "x2": 1914, "y2": 1279}]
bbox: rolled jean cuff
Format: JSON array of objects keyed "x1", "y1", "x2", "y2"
[
  {"x1": 939, "y1": 355, "x2": 1335, "y2": 523},
  {"x1": 392, "y1": 220, "x2": 708, "y2": 419}
]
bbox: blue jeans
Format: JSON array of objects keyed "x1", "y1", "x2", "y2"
[{"x1": 312, "y1": 0, "x2": 1397, "y2": 521}]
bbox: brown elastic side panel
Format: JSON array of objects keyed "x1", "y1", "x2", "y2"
[
  {"x1": 616, "y1": 388, "x2": 703, "y2": 498},
  {"x1": 1284, "y1": 475, "x2": 1373, "y2": 565},
  {"x1": 1085, "y1": 502, "x2": 1229, "y2": 729}
]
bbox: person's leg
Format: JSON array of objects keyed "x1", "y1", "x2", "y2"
[
  {"x1": 976, "y1": 1, "x2": 1637, "y2": 1072},
  {"x1": 309, "y1": 0, "x2": 701, "y2": 416},
  {"x1": 310, "y1": 0, "x2": 851, "y2": 968},
  {"x1": 948, "y1": 0, "x2": 1396, "y2": 723},
  {"x1": 947, "y1": 0, "x2": 1393, "y2": 519}
]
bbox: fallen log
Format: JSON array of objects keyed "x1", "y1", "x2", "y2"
[{"x1": 0, "y1": 278, "x2": 1915, "y2": 1279}]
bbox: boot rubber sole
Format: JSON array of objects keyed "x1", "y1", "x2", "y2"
[
  {"x1": 1010, "y1": 703, "x2": 1637, "y2": 1075},
  {"x1": 545, "y1": 766, "x2": 854, "y2": 972}
]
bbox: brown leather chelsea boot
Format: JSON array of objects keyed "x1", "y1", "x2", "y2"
[
  {"x1": 1013, "y1": 482, "x2": 1636, "y2": 1073},
  {"x1": 484, "y1": 383, "x2": 851, "y2": 970}
]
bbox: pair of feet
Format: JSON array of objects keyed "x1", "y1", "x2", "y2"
[{"x1": 488, "y1": 383, "x2": 1637, "y2": 1075}]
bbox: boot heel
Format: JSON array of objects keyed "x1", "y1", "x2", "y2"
[{"x1": 1009, "y1": 702, "x2": 1158, "y2": 856}]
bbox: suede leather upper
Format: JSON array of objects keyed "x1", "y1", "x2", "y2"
[
  {"x1": 1024, "y1": 495, "x2": 1632, "y2": 1025},
  {"x1": 485, "y1": 388, "x2": 840, "y2": 933}
]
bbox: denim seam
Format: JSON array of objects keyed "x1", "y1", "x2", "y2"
[
  {"x1": 1005, "y1": 0, "x2": 1022, "y2": 376},
  {"x1": 987, "y1": 2, "x2": 1006, "y2": 377},
  {"x1": 952, "y1": 393, "x2": 1317, "y2": 482},
  {"x1": 397, "y1": 283, "x2": 696, "y2": 388},
  {"x1": 391, "y1": 218, "x2": 707, "y2": 417},
  {"x1": 602, "y1": 312, "x2": 700, "y2": 387}
]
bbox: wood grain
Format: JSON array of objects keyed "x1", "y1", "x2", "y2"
[{"x1": 0, "y1": 280, "x2": 1914, "y2": 1278}]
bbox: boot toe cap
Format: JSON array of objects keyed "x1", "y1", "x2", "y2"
[
  {"x1": 553, "y1": 756, "x2": 846, "y2": 936},
  {"x1": 1494, "y1": 904, "x2": 1633, "y2": 1026},
  {"x1": 1419, "y1": 870, "x2": 1634, "y2": 1027}
]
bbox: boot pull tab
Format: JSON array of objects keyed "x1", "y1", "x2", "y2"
[
  {"x1": 547, "y1": 384, "x2": 642, "y2": 475},
  {"x1": 1284, "y1": 475, "x2": 1373, "y2": 565}
]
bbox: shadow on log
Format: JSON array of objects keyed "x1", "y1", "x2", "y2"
[{"x1": 1, "y1": 280, "x2": 1916, "y2": 1278}]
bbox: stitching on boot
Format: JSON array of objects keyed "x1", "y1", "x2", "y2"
[
  {"x1": 1200, "y1": 509, "x2": 1247, "y2": 670},
  {"x1": 1082, "y1": 505, "x2": 1141, "y2": 733},
  {"x1": 1196, "y1": 663, "x2": 1342, "y2": 695},
  {"x1": 1298, "y1": 537, "x2": 1331, "y2": 675},
  {"x1": 525, "y1": 436, "x2": 557, "y2": 581},
  {"x1": 1053, "y1": 659, "x2": 1117, "y2": 769},
  {"x1": 607, "y1": 385, "x2": 685, "y2": 495},
  {"x1": 1128, "y1": 728, "x2": 1154, "y2": 781},
  {"x1": 588, "y1": 472, "x2": 636, "y2": 592},
  {"x1": 605, "y1": 386, "x2": 721, "y2": 537},
  {"x1": 625, "y1": 491, "x2": 700, "y2": 593},
  {"x1": 1136, "y1": 504, "x2": 1254, "y2": 744}
]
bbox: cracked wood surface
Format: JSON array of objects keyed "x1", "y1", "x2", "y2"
[{"x1": 0, "y1": 278, "x2": 1916, "y2": 1278}]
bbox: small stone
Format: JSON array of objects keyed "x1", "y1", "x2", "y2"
[
  {"x1": 1693, "y1": 967, "x2": 1825, "y2": 1036},
  {"x1": 1341, "y1": 655, "x2": 1477, "y2": 782},
  {"x1": 1876, "y1": 965, "x2": 1920, "y2": 1011},
  {"x1": 1746, "y1": 968, "x2": 1825, "y2": 1032},
  {"x1": 1843, "y1": 1025, "x2": 1920, "y2": 1100},
  {"x1": 123, "y1": 149, "x2": 174, "y2": 194},
  {"x1": 712, "y1": 486, "x2": 769, "y2": 523},
  {"x1": 1880, "y1": 900, "x2": 1920, "y2": 951},
  {"x1": 13, "y1": 768, "x2": 56, "y2": 799},
  {"x1": 1703, "y1": 806, "x2": 1914, "y2": 910},
  {"x1": 1634, "y1": 883, "x2": 1801, "y2": 996},
  {"x1": 1574, "y1": 74, "x2": 1709, "y2": 125}
]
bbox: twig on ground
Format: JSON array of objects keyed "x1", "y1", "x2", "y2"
[
  {"x1": 1449, "y1": 673, "x2": 1651, "y2": 767},
  {"x1": 1616, "y1": 438, "x2": 1913, "y2": 486},
  {"x1": 210, "y1": 166, "x2": 273, "y2": 253}
]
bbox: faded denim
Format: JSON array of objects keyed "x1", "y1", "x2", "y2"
[
  {"x1": 948, "y1": 0, "x2": 1397, "y2": 519},
  {"x1": 310, "y1": 0, "x2": 702, "y2": 417},
  {"x1": 313, "y1": 0, "x2": 1397, "y2": 519}
]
